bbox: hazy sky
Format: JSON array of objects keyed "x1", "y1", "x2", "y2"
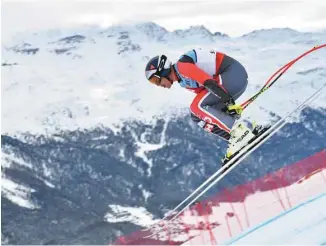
[{"x1": 2, "y1": 0, "x2": 326, "y2": 40}]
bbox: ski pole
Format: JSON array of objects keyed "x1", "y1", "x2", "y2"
[{"x1": 241, "y1": 44, "x2": 326, "y2": 110}]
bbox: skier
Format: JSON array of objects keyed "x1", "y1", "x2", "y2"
[{"x1": 145, "y1": 49, "x2": 263, "y2": 162}]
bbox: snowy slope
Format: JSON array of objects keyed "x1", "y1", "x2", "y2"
[
  {"x1": 225, "y1": 193, "x2": 326, "y2": 245},
  {"x1": 112, "y1": 151, "x2": 326, "y2": 245},
  {"x1": 181, "y1": 157, "x2": 326, "y2": 245},
  {"x1": 2, "y1": 23, "x2": 326, "y2": 135}
]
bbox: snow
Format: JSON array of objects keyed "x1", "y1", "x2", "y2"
[
  {"x1": 138, "y1": 184, "x2": 152, "y2": 202},
  {"x1": 1, "y1": 152, "x2": 33, "y2": 169},
  {"x1": 180, "y1": 166, "x2": 326, "y2": 244},
  {"x1": 225, "y1": 193, "x2": 326, "y2": 245},
  {"x1": 1, "y1": 176, "x2": 39, "y2": 209},
  {"x1": 105, "y1": 204, "x2": 159, "y2": 227},
  {"x1": 1, "y1": 149, "x2": 56, "y2": 191},
  {"x1": 130, "y1": 118, "x2": 169, "y2": 176}
]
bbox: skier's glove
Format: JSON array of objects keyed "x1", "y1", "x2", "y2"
[
  {"x1": 227, "y1": 104, "x2": 243, "y2": 115},
  {"x1": 224, "y1": 98, "x2": 243, "y2": 117}
]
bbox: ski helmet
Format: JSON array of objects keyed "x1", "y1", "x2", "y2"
[{"x1": 145, "y1": 55, "x2": 172, "y2": 83}]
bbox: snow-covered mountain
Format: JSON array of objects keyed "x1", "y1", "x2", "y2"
[
  {"x1": 2, "y1": 22, "x2": 326, "y2": 135},
  {"x1": 1, "y1": 22, "x2": 326, "y2": 244}
]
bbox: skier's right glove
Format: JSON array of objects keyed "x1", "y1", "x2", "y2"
[
  {"x1": 227, "y1": 103, "x2": 243, "y2": 116},
  {"x1": 224, "y1": 98, "x2": 243, "y2": 118}
]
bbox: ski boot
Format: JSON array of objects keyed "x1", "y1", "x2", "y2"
[
  {"x1": 222, "y1": 121, "x2": 255, "y2": 165},
  {"x1": 222, "y1": 121, "x2": 271, "y2": 165}
]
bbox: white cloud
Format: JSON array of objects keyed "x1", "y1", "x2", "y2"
[{"x1": 2, "y1": 0, "x2": 326, "y2": 41}]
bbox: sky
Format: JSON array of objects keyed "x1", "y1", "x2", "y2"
[{"x1": 2, "y1": 0, "x2": 326, "y2": 41}]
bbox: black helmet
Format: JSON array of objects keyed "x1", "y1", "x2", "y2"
[{"x1": 145, "y1": 55, "x2": 172, "y2": 81}]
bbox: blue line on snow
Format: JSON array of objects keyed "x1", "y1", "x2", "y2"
[{"x1": 225, "y1": 192, "x2": 326, "y2": 245}]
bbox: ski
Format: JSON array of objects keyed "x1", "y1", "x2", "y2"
[
  {"x1": 221, "y1": 125, "x2": 272, "y2": 170},
  {"x1": 144, "y1": 85, "x2": 325, "y2": 239}
]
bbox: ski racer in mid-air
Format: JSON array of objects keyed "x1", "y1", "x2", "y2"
[{"x1": 145, "y1": 48, "x2": 265, "y2": 162}]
